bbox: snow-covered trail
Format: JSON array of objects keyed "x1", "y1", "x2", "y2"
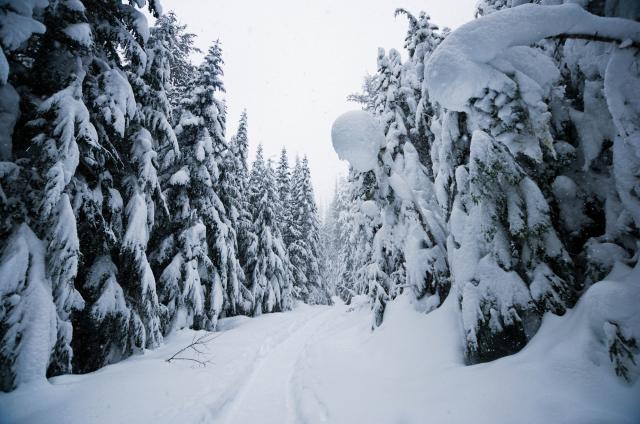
[
  {"x1": 0, "y1": 304, "x2": 343, "y2": 424},
  {"x1": 215, "y1": 307, "x2": 334, "y2": 424},
  {"x1": 1, "y1": 297, "x2": 638, "y2": 424}
]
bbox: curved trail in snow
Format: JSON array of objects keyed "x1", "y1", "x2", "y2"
[{"x1": 214, "y1": 306, "x2": 337, "y2": 424}]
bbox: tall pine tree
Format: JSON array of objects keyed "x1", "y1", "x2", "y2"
[{"x1": 247, "y1": 145, "x2": 292, "y2": 314}]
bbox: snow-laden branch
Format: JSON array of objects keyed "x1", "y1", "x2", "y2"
[{"x1": 425, "y1": 3, "x2": 640, "y2": 111}]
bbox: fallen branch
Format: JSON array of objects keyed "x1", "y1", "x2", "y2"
[{"x1": 166, "y1": 333, "x2": 221, "y2": 366}]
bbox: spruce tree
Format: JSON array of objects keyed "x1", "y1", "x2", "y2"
[
  {"x1": 153, "y1": 12, "x2": 202, "y2": 114},
  {"x1": 351, "y1": 46, "x2": 450, "y2": 326},
  {"x1": 217, "y1": 130, "x2": 250, "y2": 316},
  {"x1": 287, "y1": 156, "x2": 308, "y2": 300},
  {"x1": 247, "y1": 145, "x2": 292, "y2": 314},
  {"x1": 229, "y1": 110, "x2": 256, "y2": 313},
  {"x1": 275, "y1": 147, "x2": 293, "y2": 246},
  {"x1": 302, "y1": 157, "x2": 332, "y2": 304},
  {"x1": 156, "y1": 42, "x2": 232, "y2": 332},
  {"x1": 0, "y1": 0, "x2": 57, "y2": 377},
  {"x1": 421, "y1": 2, "x2": 632, "y2": 363}
]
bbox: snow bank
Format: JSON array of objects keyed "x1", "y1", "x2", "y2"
[
  {"x1": 331, "y1": 110, "x2": 385, "y2": 172},
  {"x1": 299, "y1": 292, "x2": 639, "y2": 423},
  {"x1": 425, "y1": 3, "x2": 640, "y2": 111}
]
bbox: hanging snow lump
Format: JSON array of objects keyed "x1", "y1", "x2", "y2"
[{"x1": 331, "y1": 110, "x2": 385, "y2": 172}]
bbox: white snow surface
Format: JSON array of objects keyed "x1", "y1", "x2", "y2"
[
  {"x1": 1, "y1": 285, "x2": 638, "y2": 423},
  {"x1": 62, "y1": 23, "x2": 92, "y2": 47},
  {"x1": 331, "y1": 110, "x2": 385, "y2": 172},
  {"x1": 425, "y1": 3, "x2": 640, "y2": 111}
]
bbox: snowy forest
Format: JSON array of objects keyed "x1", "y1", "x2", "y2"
[
  {"x1": 0, "y1": 0, "x2": 331, "y2": 389},
  {"x1": 1, "y1": 0, "x2": 640, "y2": 423}
]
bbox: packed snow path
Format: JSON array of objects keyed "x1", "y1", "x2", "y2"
[
  {"x1": 215, "y1": 307, "x2": 334, "y2": 424},
  {"x1": 1, "y1": 298, "x2": 638, "y2": 424}
]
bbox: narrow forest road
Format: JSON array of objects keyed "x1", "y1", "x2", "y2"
[
  {"x1": 1, "y1": 297, "x2": 638, "y2": 424},
  {"x1": 0, "y1": 303, "x2": 351, "y2": 424},
  {"x1": 214, "y1": 307, "x2": 335, "y2": 424}
]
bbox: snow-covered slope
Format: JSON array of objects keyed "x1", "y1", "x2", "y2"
[{"x1": 2, "y1": 287, "x2": 638, "y2": 424}]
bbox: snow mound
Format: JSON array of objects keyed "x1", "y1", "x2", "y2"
[{"x1": 331, "y1": 110, "x2": 385, "y2": 172}]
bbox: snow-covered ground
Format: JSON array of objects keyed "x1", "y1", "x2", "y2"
[{"x1": 1, "y1": 297, "x2": 638, "y2": 424}]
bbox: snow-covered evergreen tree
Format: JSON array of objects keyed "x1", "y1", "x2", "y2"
[
  {"x1": 247, "y1": 145, "x2": 292, "y2": 314},
  {"x1": 194, "y1": 42, "x2": 246, "y2": 321},
  {"x1": 151, "y1": 12, "x2": 201, "y2": 114},
  {"x1": 421, "y1": 2, "x2": 639, "y2": 364},
  {"x1": 145, "y1": 10, "x2": 221, "y2": 331},
  {"x1": 290, "y1": 156, "x2": 332, "y2": 304},
  {"x1": 75, "y1": 0, "x2": 165, "y2": 371},
  {"x1": 286, "y1": 157, "x2": 308, "y2": 300},
  {"x1": 346, "y1": 45, "x2": 450, "y2": 326},
  {"x1": 156, "y1": 42, "x2": 233, "y2": 332},
  {"x1": 228, "y1": 110, "x2": 256, "y2": 313},
  {"x1": 217, "y1": 130, "x2": 250, "y2": 317},
  {"x1": 31, "y1": 77, "x2": 91, "y2": 376},
  {"x1": 275, "y1": 147, "x2": 293, "y2": 246},
  {"x1": 347, "y1": 74, "x2": 379, "y2": 112},
  {"x1": 232, "y1": 109, "x2": 249, "y2": 168},
  {"x1": 395, "y1": 9, "x2": 446, "y2": 170},
  {"x1": 25, "y1": 0, "x2": 164, "y2": 372},
  {"x1": 141, "y1": 12, "x2": 181, "y2": 179},
  {"x1": 322, "y1": 177, "x2": 361, "y2": 302}
]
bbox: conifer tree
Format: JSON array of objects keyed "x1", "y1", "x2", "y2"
[
  {"x1": 153, "y1": 12, "x2": 201, "y2": 114},
  {"x1": 287, "y1": 156, "x2": 308, "y2": 300},
  {"x1": 228, "y1": 110, "x2": 256, "y2": 313},
  {"x1": 233, "y1": 110, "x2": 250, "y2": 169},
  {"x1": 156, "y1": 42, "x2": 233, "y2": 332},
  {"x1": 275, "y1": 147, "x2": 293, "y2": 246},
  {"x1": 247, "y1": 145, "x2": 292, "y2": 314},
  {"x1": 217, "y1": 131, "x2": 250, "y2": 316},
  {"x1": 422, "y1": 2, "x2": 624, "y2": 363},
  {"x1": 351, "y1": 46, "x2": 450, "y2": 326},
  {"x1": 0, "y1": 0, "x2": 54, "y2": 382},
  {"x1": 289, "y1": 156, "x2": 332, "y2": 304}
]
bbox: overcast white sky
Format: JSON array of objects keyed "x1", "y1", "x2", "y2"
[{"x1": 159, "y1": 0, "x2": 476, "y2": 209}]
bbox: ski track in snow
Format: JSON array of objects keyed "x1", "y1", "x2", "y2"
[{"x1": 212, "y1": 306, "x2": 335, "y2": 424}]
